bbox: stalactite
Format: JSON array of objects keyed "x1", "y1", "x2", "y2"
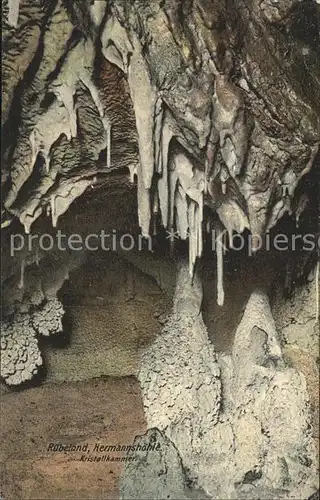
[
  {"x1": 220, "y1": 165, "x2": 229, "y2": 195},
  {"x1": 168, "y1": 168, "x2": 178, "y2": 235},
  {"x1": 20, "y1": 207, "x2": 42, "y2": 235},
  {"x1": 175, "y1": 184, "x2": 188, "y2": 240},
  {"x1": 152, "y1": 193, "x2": 159, "y2": 214},
  {"x1": 216, "y1": 227, "x2": 225, "y2": 307},
  {"x1": 165, "y1": 152, "x2": 206, "y2": 276},
  {"x1": 28, "y1": 102, "x2": 73, "y2": 180},
  {"x1": 128, "y1": 49, "x2": 157, "y2": 190},
  {"x1": 103, "y1": 44, "x2": 125, "y2": 73},
  {"x1": 7, "y1": 0, "x2": 20, "y2": 28},
  {"x1": 217, "y1": 200, "x2": 249, "y2": 243},
  {"x1": 220, "y1": 137, "x2": 239, "y2": 179},
  {"x1": 29, "y1": 130, "x2": 38, "y2": 177},
  {"x1": 157, "y1": 121, "x2": 174, "y2": 228},
  {"x1": 49, "y1": 179, "x2": 92, "y2": 230},
  {"x1": 83, "y1": 76, "x2": 108, "y2": 130},
  {"x1": 137, "y1": 174, "x2": 151, "y2": 238},
  {"x1": 152, "y1": 194, "x2": 159, "y2": 235},
  {"x1": 188, "y1": 201, "x2": 196, "y2": 276},
  {"x1": 197, "y1": 193, "x2": 204, "y2": 258},
  {"x1": 101, "y1": 15, "x2": 132, "y2": 75},
  {"x1": 154, "y1": 99, "x2": 164, "y2": 174},
  {"x1": 1, "y1": 219, "x2": 12, "y2": 229},
  {"x1": 43, "y1": 152, "x2": 50, "y2": 174},
  {"x1": 106, "y1": 121, "x2": 112, "y2": 168},
  {"x1": 54, "y1": 84, "x2": 77, "y2": 138},
  {"x1": 205, "y1": 125, "x2": 218, "y2": 194},
  {"x1": 90, "y1": 0, "x2": 107, "y2": 27},
  {"x1": 50, "y1": 195, "x2": 56, "y2": 228},
  {"x1": 50, "y1": 39, "x2": 112, "y2": 144},
  {"x1": 128, "y1": 165, "x2": 137, "y2": 184},
  {"x1": 18, "y1": 258, "x2": 25, "y2": 290}
]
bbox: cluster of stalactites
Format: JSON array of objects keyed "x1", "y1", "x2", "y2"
[
  {"x1": 6, "y1": 37, "x2": 112, "y2": 235},
  {"x1": 99, "y1": 16, "x2": 252, "y2": 307}
]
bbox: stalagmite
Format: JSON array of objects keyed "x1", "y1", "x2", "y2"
[
  {"x1": 216, "y1": 227, "x2": 225, "y2": 307},
  {"x1": 7, "y1": 0, "x2": 20, "y2": 28},
  {"x1": 18, "y1": 258, "x2": 25, "y2": 290}
]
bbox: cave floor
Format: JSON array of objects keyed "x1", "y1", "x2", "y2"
[{"x1": 0, "y1": 377, "x2": 146, "y2": 500}]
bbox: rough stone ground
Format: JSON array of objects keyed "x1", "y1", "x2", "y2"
[{"x1": 0, "y1": 377, "x2": 146, "y2": 500}]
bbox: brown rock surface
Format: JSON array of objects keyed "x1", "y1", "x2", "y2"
[{"x1": 0, "y1": 377, "x2": 146, "y2": 500}]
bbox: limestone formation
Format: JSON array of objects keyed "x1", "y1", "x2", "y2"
[
  {"x1": 130, "y1": 263, "x2": 319, "y2": 500},
  {"x1": 2, "y1": 0, "x2": 318, "y2": 288},
  {"x1": 1, "y1": 0, "x2": 319, "y2": 497},
  {"x1": 0, "y1": 314, "x2": 42, "y2": 386}
]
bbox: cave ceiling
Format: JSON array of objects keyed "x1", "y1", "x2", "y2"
[
  {"x1": 0, "y1": 0, "x2": 319, "y2": 321},
  {"x1": 2, "y1": 0, "x2": 319, "y2": 241}
]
